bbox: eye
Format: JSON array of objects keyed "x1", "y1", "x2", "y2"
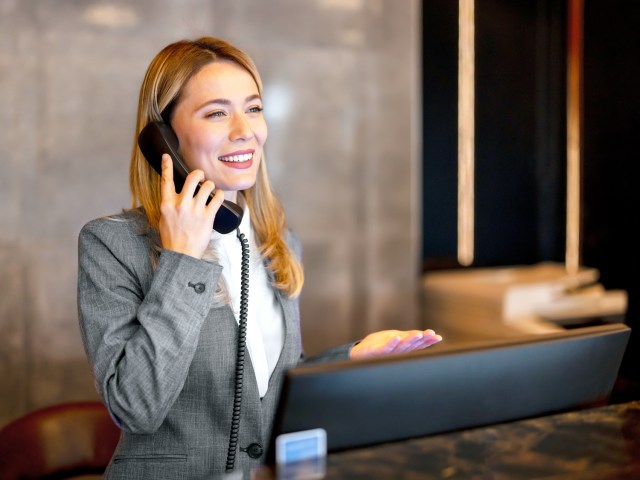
[
  {"x1": 247, "y1": 106, "x2": 263, "y2": 114},
  {"x1": 205, "y1": 110, "x2": 226, "y2": 118}
]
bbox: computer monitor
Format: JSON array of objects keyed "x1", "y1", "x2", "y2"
[{"x1": 267, "y1": 323, "x2": 630, "y2": 462}]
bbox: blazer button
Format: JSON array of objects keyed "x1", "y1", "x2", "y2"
[
  {"x1": 246, "y1": 443, "x2": 263, "y2": 459},
  {"x1": 188, "y1": 282, "x2": 206, "y2": 294}
]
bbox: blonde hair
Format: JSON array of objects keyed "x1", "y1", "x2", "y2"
[{"x1": 129, "y1": 37, "x2": 303, "y2": 297}]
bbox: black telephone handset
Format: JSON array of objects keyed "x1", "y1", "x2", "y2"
[{"x1": 137, "y1": 121, "x2": 244, "y2": 234}]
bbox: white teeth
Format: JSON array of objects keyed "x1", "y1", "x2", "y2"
[{"x1": 219, "y1": 153, "x2": 252, "y2": 162}]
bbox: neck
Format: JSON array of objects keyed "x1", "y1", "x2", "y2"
[{"x1": 224, "y1": 190, "x2": 238, "y2": 203}]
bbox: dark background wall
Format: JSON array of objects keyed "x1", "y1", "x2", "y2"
[
  {"x1": 422, "y1": 0, "x2": 639, "y2": 394},
  {"x1": 422, "y1": 0, "x2": 566, "y2": 267},
  {"x1": 582, "y1": 1, "x2": 640, "y2": 387}
]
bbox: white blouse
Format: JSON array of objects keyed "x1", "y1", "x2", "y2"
[{"x1": 210, "y1": 207, "x2": 285, "y2": 398}]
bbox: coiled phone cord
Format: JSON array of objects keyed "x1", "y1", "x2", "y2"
[{"x1": 225, "y1": 228, "x2": 250, "y2": 472}]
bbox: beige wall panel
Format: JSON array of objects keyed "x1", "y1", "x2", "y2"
[
  {"x1": 0, "y1": 0, "x2": 420, "y2": 423},
  {"x1": 0, "y1": 247, "x2": 27, "y2": 427},
  {"x1": 25, "y1": 245, "x2": 99, "y2": 409}
]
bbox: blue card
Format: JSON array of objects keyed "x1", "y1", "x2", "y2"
[{"x1": 275, "y1": 428, "x2": 327, "y2": 479}]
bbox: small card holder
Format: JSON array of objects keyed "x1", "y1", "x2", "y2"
[{"x1": 275, "y1": 428, "x2": 327, "y2": 479}]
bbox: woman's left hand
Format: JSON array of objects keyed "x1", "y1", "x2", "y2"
[{"x1": 350, "y1": 329, "x2": 442, "y2": 360}]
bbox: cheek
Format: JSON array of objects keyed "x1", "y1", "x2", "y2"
[
  {"x1": 255, "y1": 120, "x2": 268, "y2": 146},
  {"x1": 182, "y1": 130, "x2": 224, "y2": 168}
]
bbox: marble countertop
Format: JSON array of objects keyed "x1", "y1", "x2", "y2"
[{"x1": 255, "y1": 400, "x2": 640, "y2": 479}]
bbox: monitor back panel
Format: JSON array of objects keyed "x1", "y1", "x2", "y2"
[{"x1": 269, "y1": 323, "x2": 630, "y2": 456}]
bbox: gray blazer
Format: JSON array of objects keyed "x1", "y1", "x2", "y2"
[{"x1": 77, "y1": 209, "x2": 350, "y2": 479}]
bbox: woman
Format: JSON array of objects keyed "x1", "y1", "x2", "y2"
[{"x1": 77, "y1": 37, "x2": 442, "y2": 479}]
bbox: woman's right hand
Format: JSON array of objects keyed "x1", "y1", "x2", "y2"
[{"x1": 159, "y1": 154, "x2": 225, "y2": 259}]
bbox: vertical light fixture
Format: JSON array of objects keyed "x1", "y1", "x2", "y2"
[
  {"x1": 566, "y1": 0, "x2": 583, "y2": 274},
  {"x1": 458, "y1": 0, "x2": 475, "y2": 266}
]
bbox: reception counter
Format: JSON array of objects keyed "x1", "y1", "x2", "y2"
[{"x1": 255, "y1": 400, "x2": 640, "y2": 479}]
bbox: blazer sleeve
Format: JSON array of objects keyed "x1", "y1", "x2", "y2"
[
  {"x1": 299, "y1": 343, "x2": 356, "y2": 365},
  {"x1": 77, "y1": 218, "x2": 222, "y2": 434}
]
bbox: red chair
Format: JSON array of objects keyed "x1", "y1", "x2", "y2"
[{"x1": 0, "y1": 401, "x2": 120, "y2": 479}]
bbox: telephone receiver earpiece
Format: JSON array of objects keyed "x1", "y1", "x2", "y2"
[{"x1": 137, "y1": 121, "x2": 244, "y2": 234}]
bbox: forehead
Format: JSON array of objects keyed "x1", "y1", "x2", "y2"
[{"x1": 181, "y1": 60, "x2": 259, "y2": 102}]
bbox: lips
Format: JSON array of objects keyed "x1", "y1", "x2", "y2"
[
  {"x1": 218, "y1": 150, "x2": 254, "y2": 169},
  {"x1": 218, "y1": 152, "x2": 252, "y2": 162}
]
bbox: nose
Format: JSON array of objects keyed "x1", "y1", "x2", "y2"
[{"x1": 229, "y1": 114, "x2": 253, "y2": 142}]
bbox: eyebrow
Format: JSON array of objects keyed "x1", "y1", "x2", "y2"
[{"x1": 196, "y1": 94, "x2": 262, "y2": 111}]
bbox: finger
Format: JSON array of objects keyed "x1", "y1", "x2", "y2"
[
  {"x1": 194, "y1": 179, "x2": 216, "y2": 203},
  {"x1": 392, "y1": 330, "x2": 443, "y2": 353},
  {"x1": 419, "y1": 334, "x2": 443, "y2": 347},
  {"x1": 410, "y1": 333, "x2": 443, "y2": 350},
  {"x1": 420, "y1": 330, "x2": 442, "y2": 344},
  {"x1": 181, "y1": 169, "x2": 206, "y2": 198},
  {"x1": 390, "y1": 333, "x2": 425, "y2": 353},
  {"x1": 381, "y1": 336, "x2": 402, "y2": 354},
  {"x1": 389, "y1": 330, "x2": 424, "y2": 349},
  {"x1": 205, "y1": 188, "x2": 225, "y2": 215},
  {"x1": 160, "y1": 154, "x2": 176, "y2": 198}
]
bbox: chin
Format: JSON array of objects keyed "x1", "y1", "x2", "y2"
[{"x1": 222, "y1": 178, "x2": 257, "y2": 193}]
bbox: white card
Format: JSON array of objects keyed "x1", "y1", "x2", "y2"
[{"x1": 275, "y1": 427, "x2": 327, "y2": 465}]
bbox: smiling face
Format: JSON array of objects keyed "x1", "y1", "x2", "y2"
[{"x1": 170, "y1": 60, "x2": 267, "y2": 202}]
